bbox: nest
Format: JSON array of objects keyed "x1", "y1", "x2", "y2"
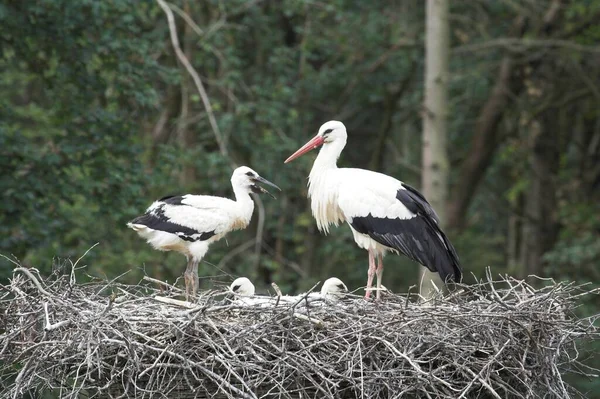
[{"x1": 1, "y1": 265, "x2": 599, "y2": 399}]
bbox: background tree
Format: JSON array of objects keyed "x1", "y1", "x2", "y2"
[
  {"x1": 1, "y1": 0, "x2": 598, "y2": 289},
  {"x1": 420, "y1": 0, "x2": 450, "y2": 298},
  {"x1": 1, "y1": 5, "x2": 599, "y2": 389}
]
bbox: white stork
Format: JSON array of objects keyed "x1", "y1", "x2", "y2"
[
  {"x1": 229, "y1": 277, "x2": 256, "y2": 297},
  {"x1": 316, "y1": 277, "x2": 348, "y2": 300},
  {"x1": 284, "y1": 121, "x2": 462, "y2": 299},
  {"x1": 275, "y1": 277, "x2": 349, "y2": 305},
  {"x1": 128, "y1": 166, "x2": 280, "y2": 299}
]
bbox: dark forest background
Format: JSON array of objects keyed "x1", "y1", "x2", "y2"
[{"x1": 1, "y1": 1, "x2": 599, "y2": 390}]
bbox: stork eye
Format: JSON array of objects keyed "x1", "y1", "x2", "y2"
[
  {"x1": 323, "y1": 128, "x2": 333, "y2": 135},
  {"x1": 337, "y1": 284, "x2": 346, "y2": 290},
  {"x1": 245, "y1": 171, "x2": 255, "y2": 177},
  {"x1": 232, "y1": 284, "x2": 241, "y2": 292}
]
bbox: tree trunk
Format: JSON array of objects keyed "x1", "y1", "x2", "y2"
[
  {"x1": 420, "y1": 0, "x2": 449, "y2": 298},
  {"x1": 506, "y1": 193, "x2": 523, "y2": 274},
  {"x1": 446, "y1": 1, "x2": 562, "y2": 231},
  {"x1": 178, "y1": 0, "x2": 196, "y2": 186},
  {"x1": 446, "y1": 56, "x2": 518, "y2": 231},
  {"x1": 520, "y1": 109, "x2": 560, "y2": 279}
]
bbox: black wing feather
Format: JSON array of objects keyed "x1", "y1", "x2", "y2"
[
  {"x1": 130, "y1": 202, "x2": 215, "y2": 242},
  {"x1": 158, "y1": 195, "x2": 186, "y2": 205},
  {"x1": 350, "y1": 185, "x2": 461, "y2": 282}
]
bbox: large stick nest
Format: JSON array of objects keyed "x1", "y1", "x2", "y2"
[{"x1": 0, "y1": 264, "x2": 598, "y2": 399}]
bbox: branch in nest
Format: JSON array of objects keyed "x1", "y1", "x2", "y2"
[{"x1": 1, "y1": 264, "x2": 598, "y2": 399}]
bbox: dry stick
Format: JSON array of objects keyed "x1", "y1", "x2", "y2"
[
  {"x1": 457, "y1": 339, "x2": 510, "y2": 399},
  {"x1": 13, "y1": 268, "x2": 53, "y2": 298},
  {"x1": 142, "y1": 276, "x2": 183, "y2": 292},
  {"x1": 271, "y1": 282, "x2": 283, "y2": 307},
  {"x1": 43, "y1": 302, "x2": 71, "y2": 331},
  {"x1": 212, "y1": 354, "x2": 258, "y2": 399},
  {"x1": 154, "y1": 295, "x2": 196, "y2": 309},
  {"x1": 72, "y1": 242, "x2": 100, "y2": 270},
  {"x1": 156, "y1": 0, "x2": 232, "y2": 166},
  {"x1": 165, "y1": 1, "x2": 204, "y2": 36},
  {"x1": 139, "y1": 344, "x2": 172, "y2": 378},
  {"x1": 3, "y1": 269, "x2": 599, "y2": 399},
  {"x1": 206, "y1": 318, "x2": 237, "y2": 358},
  {"x1": 292, "y1": 312, "x2": 323, "y2": 326},
  {"x1": 376, "y1": 337, "x2": 469, "y2": 393},
  {"x1": 356, "y1": 330, "x2": 365, "y2": 399}
]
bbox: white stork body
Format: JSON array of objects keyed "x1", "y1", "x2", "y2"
[
  {"x1": 318, "y1": 277, "x2": 348, "y2": 299},
  {"x1": 285, "y1": 121, "x2": 462, "y2": 299},
  {"x1": 292, "y1": 277, "x2": 349, "y2": 302},
  {"x1": 229, "y1": 277, "x2": 348, "y2": 307},
  {"x1": 128, "y1": 166, "x2": 280, "y2": 299}
]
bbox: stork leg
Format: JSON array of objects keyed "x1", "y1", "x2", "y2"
[
  {"x1": 375, "y1": 253, "x2": 384, "y2": 300},
  {"x1": 191, "y1": 258, "x2": 199, "y2": 298},
  {"x1": 365, "y1": 249, "x2": 376, "y2": 299},
  {"x1": 184, "y1": 257, "x2": 198, "y2": 301}
]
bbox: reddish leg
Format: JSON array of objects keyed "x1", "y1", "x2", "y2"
[
  {"x1": 376, "y1": 253, "x2": 384, "y2": 300},
  {"x1": 365, "y1": 249, "x2": 376, "y2": 299}
]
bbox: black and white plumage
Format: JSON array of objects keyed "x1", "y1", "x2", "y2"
[
  {"x1": 286, "y1": 277, "x2": 349, "y2": 302},
  {"x1": 274, "y1": 277, "x2": 349, "y2": 306},
  {"x1": 229, "y1": 277, "x2": 256, "y2": 297},
  {"x1": 128, "y1": 166, "x2": 280, "y2": 299},
  {"x1": 227, "y1": 277, "x2": 348, "y2": 307},
  {"x1": 285, "y1": 120, "x2": 462, "y2": 299}
]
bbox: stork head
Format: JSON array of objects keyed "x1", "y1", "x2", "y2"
[
  {"x1": 230, "y1": 277, "x2": 255, "y2": 296},
  {"x1": 231, "y1": 166, "x2": 281, "y2": 198},
  {"x1": 320, "y1": 277, "x2": 348, "y2": 298},
  {"x1": 284, "y1": 120, "x2": 347, "y2": 163}
]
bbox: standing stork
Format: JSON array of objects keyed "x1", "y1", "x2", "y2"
[
  {"x1": 284, "y1": 121, "x2": 461, "y2": 299},
  {"x1": 128, "y1": 166, "x2": 280, "y2": 299}
]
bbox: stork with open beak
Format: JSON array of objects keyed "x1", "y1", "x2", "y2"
[
  {"x1": 128, "y1": 166, "x2": 280, "y2": 299},
  {"x1": 285, "y1": 121, "x2": 461, "y2": 299}
]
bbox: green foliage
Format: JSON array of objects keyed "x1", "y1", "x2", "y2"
[
  {"x1": 0, "y1": 0, "x2": 171, "y2": 279},
  {"x1": 0, "y1": 0, "x2": 598, "y2": 321},
  {"x1": 0, "y1": 0, "x2": 599, "y2": 394}
]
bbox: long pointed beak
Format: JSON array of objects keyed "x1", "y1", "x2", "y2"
[
  {"x1": 253, "y1": 176, "x2": 281, "y2": 199},
  {"x1": 284, "y1": 135, "x2": 325, "y2": 163}
]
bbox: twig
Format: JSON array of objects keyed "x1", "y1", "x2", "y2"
[
  {"x1": 457, "y1": 339, "x2": 510, "y2": 399},
  {"x1": 43, "y1": 302, "x2": 71, "y2": 331},
  {"x1": 156, "y1": 0, "x2": 233, "y2": 166},
  {"x1": 143, "y1": 276, "x2": 183, "y2": 292},
  {"x1": 2, "y1": 265, "x2": 599, "y2": 399},
  {"x1": 271, "y1": 282, "x2": 282, "y2": 307},
  {"x1": 453, "y1": 38, "x2": 600, "y2": 54},
  {"x1": 166, "y1": 1, "x2": 204, "y2": 36},
  {"x1": 13, "y1": 268, "x2": 53, "y2": 298},
  {"x1": 154, "y1": 295, "x2": 196, "y2": 309}
]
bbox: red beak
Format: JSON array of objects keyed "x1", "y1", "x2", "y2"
[{"x1": 284, "y1": 135, "x2": 325, "y2": 163}]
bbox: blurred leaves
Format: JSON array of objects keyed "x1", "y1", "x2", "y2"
[{"x1": 0, "y1": 0, "x2": 598, "y2": 308}]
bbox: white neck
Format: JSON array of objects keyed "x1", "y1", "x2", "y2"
[
  {"x1": 307, "y1": 137, "x2": 347, "y2": 233},
  {"x1": 231, "y1": 185, "x2": 255, "y2": 226},
  {"x1": 309, "y1": 137, "x2": 346, "y2": 180}
]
